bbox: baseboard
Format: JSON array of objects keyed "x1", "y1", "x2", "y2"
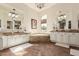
[{"x1": 55, "y1": 43, "x2": 69, "y2": 48}]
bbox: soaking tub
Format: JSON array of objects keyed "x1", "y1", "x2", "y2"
[
  {"x1": 30, "y1": 33, "x2": 50, "y2": 36},
  {"x1": 30, "y1": 33, "x2": 50, "y2": 43}
]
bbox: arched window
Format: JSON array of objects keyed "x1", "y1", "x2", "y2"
[{"x1": 41, "y1": 15, "x2": 47, "y2": 30}]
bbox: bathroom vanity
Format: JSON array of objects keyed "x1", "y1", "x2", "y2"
[
  {"x1": 50, "y1": 30, "x2": 79, "y2": 47},
  {"x1": 0, "y1": 32, "x2": 30, "y2": 50}
]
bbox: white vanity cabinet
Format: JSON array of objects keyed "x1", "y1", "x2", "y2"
[
  {"x1": 50, "y1": 32, "x2": 79, "y2": 46},
  {"x1": 56, "y1": 32, "x2": 68, "y2": 43},
  {"x1": 0, "y1": 38, "x2": 3, "y2": 50},
  {"x1": 0, "y1": 36, "x2": 8, "y2": 50},
  {"x1": 56, "y1": 32, "x2": 64, "y2": 43},
  {"x1": 22, "y1": 34, "x2": 29, "y2": 43},
  {"x1": 14, "y1": 35, "x2": 23, "y2": 45},
  {"x1": 62, "y1": 33, "x2": 69, "y2": 44},
  {"x1": 69, "y1": 33, "x2": 79, "y2": 46},
  {"x1": 0, "y1": 33, "x2": 30, "y2": 50},
  {"x1": 50, "y1": 32, "x2": 57, "y2": 42},
  {"x1": 2, "y1": 36, "x2": 8, "y2": 48},
  {"x1": 8, "y1": 36, "x2": 16, "y2": 47}
]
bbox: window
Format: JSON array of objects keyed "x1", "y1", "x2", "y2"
[
  {"x1": 41, "y1": 15, "x2": 47, "y2": 30},
  {"x1": 68, "y1": 21, "x2": 71, "y2": 29}
]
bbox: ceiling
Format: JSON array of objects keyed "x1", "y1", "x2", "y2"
[
  {"x1": 0, "y1": 3, "x2": 56, "y2": 12},
  {"x1": 26, "y1": 3, "x2": 56, "y2": 12}
]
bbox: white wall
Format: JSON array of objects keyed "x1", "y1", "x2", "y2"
[
  {"x1": 0, "y1": 4, "x2": 39, "y2": 33},
  {"x1": 0, "y1": 3, "x2": 79, "y2": 33},
  {"x1": 39, "y1": 3, "x2": 79, "y2": 33}
]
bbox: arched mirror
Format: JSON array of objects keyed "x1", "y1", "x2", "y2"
[
  {"x1": 41, "y1": 15, "x2": 47, "y2": 30},
  {"x1": 57, "y1": 14, "x2": 66, "y2": 29}
]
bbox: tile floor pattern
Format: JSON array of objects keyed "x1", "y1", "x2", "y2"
[{"x1": 0, "y1": 42, "x2": 71, "y2": 56}]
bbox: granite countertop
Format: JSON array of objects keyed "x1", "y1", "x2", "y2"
[
  {"x1": 50, "y1": 29, "x2": 79, "y2": 33},
  {"x1": 0, "y1": 32, "x2": 30, "y2": 36}
]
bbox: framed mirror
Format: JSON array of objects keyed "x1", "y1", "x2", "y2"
[
  {"x1": 14, "y1": 21, "x2": 21, "y2": 29},
  {"x1": 7, "y1": 21, "x2": 13, "y2": 29},
  {"x1": 41, "y1": 19, "x2": 47, "y2": 30},
  {"x1": 57, "y1": 14, "x2": 66, "y2": 29},
  {"x1": 31, "y1": 19, "x2": 37, "y2": 29}
]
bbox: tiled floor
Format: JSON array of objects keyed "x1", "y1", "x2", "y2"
[{"x1": 0, "y1": 42, "x2": 71, "y2": 56}]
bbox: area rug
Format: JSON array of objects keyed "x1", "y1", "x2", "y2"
[{"x1": 10, "y1": 43, "x2": 33, "y2": 55}]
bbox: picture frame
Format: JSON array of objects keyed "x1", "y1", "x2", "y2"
[{"x1": 31, "y1": 19, "x2": 37, "y2": 29}]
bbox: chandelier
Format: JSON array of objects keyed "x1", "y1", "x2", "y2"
[
  {"x1": 35, "y1": 3, "x2": 45, "y2": 9},
  {"x1": 8, "y1": 9, "x2": 18, "y2": 18}
]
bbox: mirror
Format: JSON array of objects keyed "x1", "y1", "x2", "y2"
[
  {"x1": 57, "y1": 14, "x2": 66, "y2": 29},
  {"x1": 41, "y1": 15, "x2": 47, "y2": 30},
  {"x1": 7, "y1": 21, "x2": 13, "y2": 29},
  {"x1": 14, "y1": 21, "x2": 21, "y2": 29}
]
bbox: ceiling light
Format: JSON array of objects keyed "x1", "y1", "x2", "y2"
[{"x1": 35, "y1": 3, "x2": 45, "y2": 9}]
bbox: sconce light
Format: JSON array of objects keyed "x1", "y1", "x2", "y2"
[
  {"x1": 58, "y1": 14, "x2": 66, "y2": 21},
  {"x1": 8, "y1": 9, "x2": 19, "y2": 19}
]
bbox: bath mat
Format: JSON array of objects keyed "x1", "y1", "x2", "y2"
[{"x1": 10, "y1": 43, "x2": 33, "y2": 55}]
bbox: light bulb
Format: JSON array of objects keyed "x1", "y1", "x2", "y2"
[
  {"x1": 12, "y1": 14, "x2": 15, "y2": 17},
  {"x1": 8, "y1": 13, "x2": 11, "y2": 16},
  {"x1": 15, "y1": 15, "x2": 19, "y2": 18},
  {"x1": 64, "y1": 15, "x2": 66, "y2": 18},
  {"x1": 58, "y1": 17, "x2": 60, "y2": 20}
]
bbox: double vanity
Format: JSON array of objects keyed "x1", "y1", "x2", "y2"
[
  {"x1": 0, "y1": 29, "x2": 79, "y2": 50},
  {"x1": 0, "y1": 32, "x2": 30, "y2": 50},
  {"x1": 50, "y1": 30, "x2": 79, "y2": 47}
]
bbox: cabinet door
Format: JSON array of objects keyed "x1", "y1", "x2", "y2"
[
  {"x1": 8, "y1": 36, "x2": 15, "y2": 47},
  {"x1": 15, "y1": 35, "x2": 26, "y2": 44},
  {"x1": 14, "y1": 35, "x2": 22, "y2": 45},
  {"x1": 23, "y1": 34, "x2": 30, "y2": 42},
  {"x1": 2, "y1": 36, "x2": 8, "y2": 48},
  {"x1": 22, "y1": 35, "x2": 27, "y2": 43},
  {"x1": 76, "y1": 33, "x2": 79, "y2": 45},
  {"x1": 26, "y1": 34, "x2": 30, "y2": 42},
  {"x1": 56, "y1": 32, "x2": 64, "y2": 43},
  {"x1": 62, "y1": 33, "x2": 69, "y2": 44},
  {"x1": 69, "y1": 33, "x2": 79, "y2": 45},
  {"x1": 0, "y1": 38, "x2": 3, "y2": 50},
  {"x1": 50, "y1": 32, "x2": 57, "y2": 42}
]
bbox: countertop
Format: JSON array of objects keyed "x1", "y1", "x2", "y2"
[
  {"x1": 0, "y1": 32, "x2": 30, "y2": 36},
  {"x1": 50, "y1": 29, "x2": 79, "y2": 33}
]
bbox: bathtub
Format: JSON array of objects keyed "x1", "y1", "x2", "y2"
[
  {"x1": 30, "y1": 33, "x2": 50, "y2": 43},
  {"x1": 30, "y1": 33, "x2": 50, "y2": 36}
]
